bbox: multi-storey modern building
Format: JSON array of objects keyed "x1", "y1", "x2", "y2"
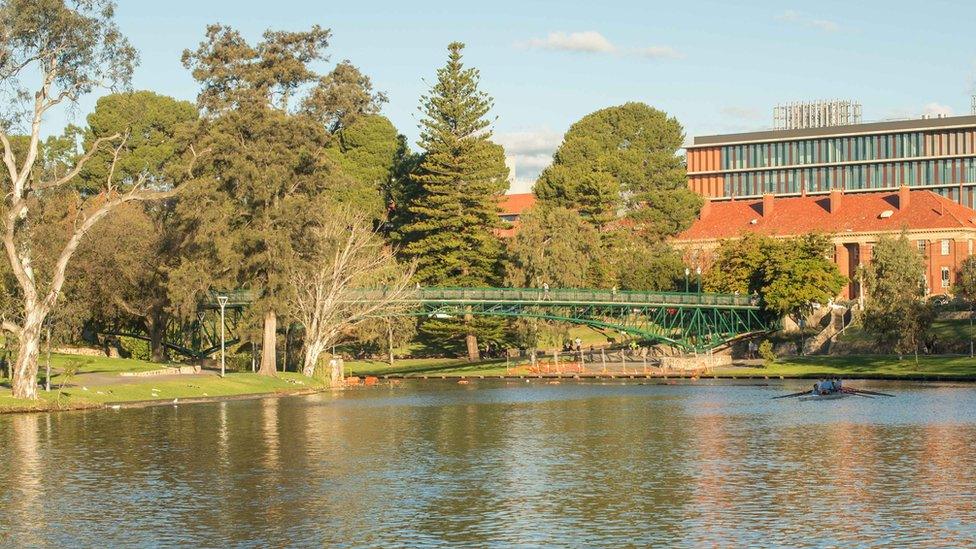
[
  {"x1": 680, "y1": 107, "x2": 976, "y2": 298},
  {"x1": 686, "y1": 114, "x2": 976, "y2": 207}
]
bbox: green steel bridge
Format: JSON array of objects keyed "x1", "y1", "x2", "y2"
[
  {"x1": 103, "y1": 286, "x2": 771, "y2": 358},
  {"x1": 358, "y1": 287, "x2": 769, "y2": 352}
]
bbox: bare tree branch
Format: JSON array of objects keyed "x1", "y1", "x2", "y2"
[
  {"x1": 287, "y1": 207, "x2": 415, "y2": 381},
  {"x1": 34, "y1": 133, "x2": 122, "y2": 191}
]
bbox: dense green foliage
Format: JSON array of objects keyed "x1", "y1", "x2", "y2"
[
  {"x1": 394, "y1": 42, "x2": 510, "y2": 359},
  {"x1": 504, "y1": 205, "x2": 607, "y2": 288},
  {"x1": 398, "y1": 42, "x2": 509, "y2": 286},
  {"x1": 326, "y1": 114, "x2": 408, "y2": 219},
  {"x1": 957, "y1": 256, "x2": 976, "y2": 302},
  {"x1": 534, "y1": 102, "x2": 699, "y2": 236},
  {"x1": 863, "y1": 234, "x2": 934, "y2": 356},
  {"x1": 704, "y1": 233, "x2": 846, "y2": 320}
]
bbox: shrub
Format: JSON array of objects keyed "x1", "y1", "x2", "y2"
[
  {"x1": 758, "y1": 340, "x2": 776, "y2": 364},
  {"x1": 119, "y1": 336, "x2": 150, "y2": 361}
]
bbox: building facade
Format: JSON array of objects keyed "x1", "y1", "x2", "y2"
[
  {"x1": 675, "y1": 188, "x2": 976, "y2": 299},
  {"x1": 687, "y1": 115, "x2": 976, "y2": 207}
]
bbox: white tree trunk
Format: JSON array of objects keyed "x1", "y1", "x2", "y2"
[
  {"x1": 11, "y1": 310, "x2": 45, "y2": 400},
  {"x1": 301, "y1": 341, "x2": 325, "y2": 378}
]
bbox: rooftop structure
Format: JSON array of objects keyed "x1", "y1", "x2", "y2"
[{"x1": 496, "y1": 192, "x2": 537, "y2": 237}]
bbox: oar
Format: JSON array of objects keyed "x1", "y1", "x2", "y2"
[
  {"x1": 845, "y1": 388, "x2": 895, "y2": 397},
  {"x1": 772, "y1": 390, "x2": 811, "y2": 400}
]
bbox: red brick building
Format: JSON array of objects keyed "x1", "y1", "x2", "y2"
[{"x1": 674, "y1": 187, "x2": 976, "y2": 299}]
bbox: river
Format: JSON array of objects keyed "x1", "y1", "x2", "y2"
[{"x1": 1, "y1": 380, "x2": 975, "y2": 547}]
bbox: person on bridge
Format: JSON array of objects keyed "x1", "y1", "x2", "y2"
[{"x1": 543, "y1": 282, "x2": 550, "y2": 300}]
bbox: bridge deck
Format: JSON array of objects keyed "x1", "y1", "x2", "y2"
[{"x1": 358, "y1": 287, "x2": 757, "y2": 309}]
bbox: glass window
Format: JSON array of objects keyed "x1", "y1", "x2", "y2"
[
  {"x1": 941, "y1": 266, "x2": 951, "y2": 288},
  {"x1": 918, "y1": 240, "x2": 927, "y2": 254},
  {"x1": 941, "y1": 240, "x2": 951, "y2": 256}
]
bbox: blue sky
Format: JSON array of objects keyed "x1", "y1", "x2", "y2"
[{"x1": 47, "y1": 0, "x2": 976, "y2": 192}]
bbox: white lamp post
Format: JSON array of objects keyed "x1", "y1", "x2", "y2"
[{"x1": 217, "y1": 295, "x2": 229, "y2": 378}]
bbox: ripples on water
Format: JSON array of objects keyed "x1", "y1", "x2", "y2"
[{"x1": 2, "y1": 380, "x2": 976, "y2": 547}]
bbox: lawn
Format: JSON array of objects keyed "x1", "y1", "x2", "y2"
[
  {"x1": 716, "y1": 355, "x2": 976, "y2": 379},
  {"x1": 0, "y1": 353, "x2": 326, "y2": 413}
]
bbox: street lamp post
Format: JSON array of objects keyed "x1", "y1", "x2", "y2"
[
  {"x1": 217, "y1": 295, "x2": 229, "y2": 378},
  {"x1": 696, "y1": 267, "x2": 702, "y2": 294},
  {"x1": 684, "y1": 268, "x2": 690, "y2": 293}
]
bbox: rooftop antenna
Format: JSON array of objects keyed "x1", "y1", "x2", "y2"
[{"x1": 972, "y1": 95, "x2": 976, "y2": 116}]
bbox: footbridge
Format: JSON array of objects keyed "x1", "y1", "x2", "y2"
[
  {"x1": 116, "y1": 286, "x2": 770, "y2": 359},
  {"x1": 353, "y1": 287, "x2": 770, "y2": 352}
]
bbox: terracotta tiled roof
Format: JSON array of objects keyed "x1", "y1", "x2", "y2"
[
  {"x1": 675, "y1": 189, "x2": 976, "y2": 242},
  {"x1": 498, "y1": 193, "x2": 537, "y2": 216}
]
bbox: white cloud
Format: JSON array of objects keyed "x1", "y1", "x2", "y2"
[
  {"x1": 524, "y1": 31, "x2": 615, "y2": 53},
  {"x1": 921, "y1": 102, "x2": 954, "y2": 117},
  {"x1": 520, "y1": 31, "x2": 683, "y2": 60},
  {"x1": 633, "y1": 46, "x2": 684, "y2": 60},
  {"x1": 496, "y1": 128, "x2": 565, "y2": 191},
  {"x1": 776, "y1": 11, "x2": 840, "y2": 32}
]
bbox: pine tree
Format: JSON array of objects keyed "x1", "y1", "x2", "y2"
[{"x1": 399, "y1": 42, "x2": 509, "y2": 360}]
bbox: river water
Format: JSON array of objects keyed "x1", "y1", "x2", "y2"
[{"x1": 2, "y1": 380, "x2": 976, "y2": 547}]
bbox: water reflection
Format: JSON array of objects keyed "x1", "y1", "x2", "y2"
[{"x1": 2, "y1": 381, "x2": 976, "y2": 546}]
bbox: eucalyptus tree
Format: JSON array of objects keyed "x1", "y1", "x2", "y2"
[
  {"x1": 178, "y1": 24, "x2": 386, "y2": 375},
  {"x1": 0, "y1": 0, "x2": 187, "y2": 399}
]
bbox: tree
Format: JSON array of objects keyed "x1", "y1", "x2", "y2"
[
  {"x1": 326, "y1": 114, "x2": 407, "y2": 220},
  {"x1": 286, "y1": 207, "x2": 413, "y2": 383},
  {"x1": 397, "y1": 42, "x2": 509, "y2": 361},
  {"x1": 0, "y1": 0, "x2": 184, "y2": 399},
  {"x1": 863, "y1": 234, "x2": 933, "y2": 358},
  {"x1": 304, "y1": 61, "x2": 388, "y2": 133},
  {"x1": 179, "y1": 25, "x2": 384, "y2": 376},
  {"x1": 702, "y1": 233, "x2": 771, "y2": 295},
  {"x1": 608, "y1": 231, "x2": 686, "y2": 291},
  {"x1": 534, "y1": 102, "x2": 698, "y2": 236},
  {"x1": 703, "y1": 233, "x2": 846, "y2": 322},
  {"x1": 957, "y1": 256, "x2": 976, "y2": 302},
  {"x1": 759, "y1": 234, "x2": 846, "y2": 323},
  {"x1": 504, "y1": 205, "x2": 607, "y2": 288},
  {"x1": 68, "y1": 91, "x2": 198, "y2": 362}
]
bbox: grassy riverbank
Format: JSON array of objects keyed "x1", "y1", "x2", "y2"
[
  {"x1": 347, "y1": 354, "x2": 976, "y2": 380},
  {"x1": 714, "y1": 355, "x2": 976, "y2": 379},
  {"x1": 0, "y1": 353, "x2": 326, "y2": 413}
]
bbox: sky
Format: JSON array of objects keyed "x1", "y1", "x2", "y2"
[{"x1": 42, "y1": 0, "x2": 976, "y2": 193}]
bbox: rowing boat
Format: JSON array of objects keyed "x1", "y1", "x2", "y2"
[{"x1": 797, "y1": 392, "x2": 848, "y2": 402}]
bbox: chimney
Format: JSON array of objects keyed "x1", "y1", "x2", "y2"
[
  {"x1": 828, "y1": 188, "x2": 842, "y2": 213},
  {"x1": 898, "y1": 185, "x2": 910, "y2": 210},
  {"x1": 762, "y1": 193, "x2": 774, "y2": 217},
  {"x1": 699, "y1": 197, "x2": 711, "y2": 219}
]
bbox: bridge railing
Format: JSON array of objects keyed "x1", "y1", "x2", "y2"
[{"x1": 352, "y1": 287, "x2": 755, "y2": 308}]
